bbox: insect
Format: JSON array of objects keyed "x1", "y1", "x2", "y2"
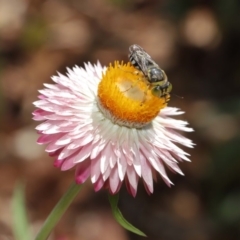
[{"x1": 128, "y1": 44, "x2": 172, "y2": 100}]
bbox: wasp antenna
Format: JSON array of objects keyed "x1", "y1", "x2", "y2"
[{"x1": 173, "y1": 93, "x2": 184, "y2": 99}]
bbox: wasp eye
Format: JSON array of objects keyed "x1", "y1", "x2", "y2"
[
  {"x1": 151, "y1": 86, "x2": 162, "y2": 97},
  {"x1": 167, "y1": 83, "x2": 172, "y2": 93}
]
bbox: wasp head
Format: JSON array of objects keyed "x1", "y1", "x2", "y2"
[{"x1": 151, "y1": 82, "x2": 172, "y2": 98}]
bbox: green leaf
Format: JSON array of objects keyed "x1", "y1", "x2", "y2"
[
  {"x1": 12, "y1": 182, "x2": 32, "y2": 240},
  {"x1": 108, "y1": 194, "x2": 147, "y2": 237}
]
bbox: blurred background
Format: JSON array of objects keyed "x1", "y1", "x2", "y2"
[{"x1": 0, "y1": 0, "x2": 240, "y2": 239}]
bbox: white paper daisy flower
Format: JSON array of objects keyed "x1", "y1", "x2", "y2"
[{"x1": 33, "y1": 61, "x2": 194, "y2": 197}]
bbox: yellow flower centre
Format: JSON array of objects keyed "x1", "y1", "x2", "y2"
[{"x1": 97, "y1": 61, "x2": 170, "y2": 128}]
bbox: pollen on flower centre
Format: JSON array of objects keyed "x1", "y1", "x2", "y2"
[{"x1": 97, "y1": 61, "x2": 169, "y2": 128}]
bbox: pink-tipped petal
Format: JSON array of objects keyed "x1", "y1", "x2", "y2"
[
  {"x1": 93, "y1": 177, "x2": 105, "y2": 192},
  {"x1": 109, "y1": 166, "x2": 120, "y2": 194},
  {"x1": 54, "y1": 159, "x2": 64, "y2": 168},
  {"x1": 140, "y1": 155, "x2": 153, "y2": 194},
  {"x1": 75, "y1": 161, "x2": 91, "y2": 184},
  {"x1": 126, "y1": 166, "x2": 139, "y2": 197},
  {"x1": 91, "y1": 157, "x2": 101, "y2": 183}
]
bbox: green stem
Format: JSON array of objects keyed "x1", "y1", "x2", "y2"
[{"x1": 35, "y1": 183, "x2": 82, "y2": 240}]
